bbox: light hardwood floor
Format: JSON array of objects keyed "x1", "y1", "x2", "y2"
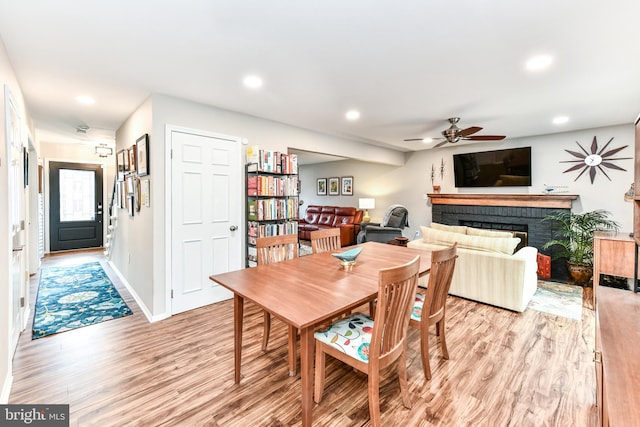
[{"x1": 10, "y1": 250, "x2": 597, "y2": 426}]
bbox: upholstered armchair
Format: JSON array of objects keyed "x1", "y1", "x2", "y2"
[{"x1": 357, "y1": 205, "x2": 409, "y2": 243}]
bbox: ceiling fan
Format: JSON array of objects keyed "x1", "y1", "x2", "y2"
[{"x1": 404, "y1": 117, "x2": 506, "y2": 148}]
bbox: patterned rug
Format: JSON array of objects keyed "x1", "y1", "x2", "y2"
[
  {"x1": 527, "y1": 280, "x2": 583, "y2": 320},
  {"x1": 32, "y1": 262, "x2": 133, "y2": 339}
]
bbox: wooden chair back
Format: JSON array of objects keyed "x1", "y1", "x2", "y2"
[
  {"x1": 410, "y1": 242, "x2": 457, "y2": 379},
  {"x1": 421, "y1": 243, "x2": 457, "y2": 323},
  {"x1": 370, "y1": 255, "x2": 421, "y2": 365},
  {"x1": 256, "y1": 234, "x2": 299, "y2": 265},
  {"x1": 310, "y1": 228, "x2": 341, "y2": 254},
  {"x1": 255, "y1": 233, "x2": 300, "y2": 374}
]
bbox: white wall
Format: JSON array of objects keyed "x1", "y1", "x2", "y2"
[
  {"x1": 300, "y1": 123, "x2": 635, "y2": 241},
  {"x1": 113, "y1": 98, "x2": 153, "y2": 315}
]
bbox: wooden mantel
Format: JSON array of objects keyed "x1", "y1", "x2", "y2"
[{"x1": 427, "y1": 193, "x2": 579, "y2": 209}]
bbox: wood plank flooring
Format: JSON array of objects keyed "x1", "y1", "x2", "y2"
[{"x1": 10, "y1": 250, "x2": 597, "y2": 426}]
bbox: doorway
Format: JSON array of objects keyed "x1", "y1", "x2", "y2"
[{"x1": 49, "y1": 161, "x2": 104, "y2": 251}]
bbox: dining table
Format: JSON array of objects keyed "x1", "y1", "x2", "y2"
[{"x1": 209, "y1": 241, "x2": 432, "y2": 427}]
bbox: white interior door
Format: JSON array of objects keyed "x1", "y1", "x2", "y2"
[
  {"x1": 6, "y1": 87, "x2": 26, "y2": 350},
  {"x1": 170, "y1": 128, "x2": 241, "y2": 314}
]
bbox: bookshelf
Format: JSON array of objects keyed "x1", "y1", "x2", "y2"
[{"x1": 246, "y1": 148, "x2": 299, "y2": 267}]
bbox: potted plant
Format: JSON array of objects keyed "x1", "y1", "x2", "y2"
[{"x1": 542, "y1": 209, "x2": 619, "y2": 285}]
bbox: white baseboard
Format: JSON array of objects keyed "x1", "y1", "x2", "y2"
[
  {"x1": 1, "y1": 372, "x2": 13, "y2": 403},
  {"x1": 107, "y1": 261, "x2": 169, "y2": 323}
]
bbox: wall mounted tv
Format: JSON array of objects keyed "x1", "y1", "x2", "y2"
[{"x1": 453, "y1": 146, "x2": 532, "y2": 188}]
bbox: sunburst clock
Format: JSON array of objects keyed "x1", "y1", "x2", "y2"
[{"x1": 560, "y1": 136, "x2": 632, "y2": 184}]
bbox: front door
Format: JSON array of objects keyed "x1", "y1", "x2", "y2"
[
  {"x1": 170, "y1": 127, "x2": 242, "y2": 314},
  {"x1": 49, "y1": 162, "x2": 104, "y2": 251}
]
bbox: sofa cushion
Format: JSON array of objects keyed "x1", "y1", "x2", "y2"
[
  {"x1": 317, "y1": 213, "x2": 335, "y2": 226},
  {"x1": 420, "y1": 226, "x2": 520, "y2": 255},
  {"x1": 430, "y1": 222, "x2": 468, "y2": 234},
  {"x1": 466, "y1": 227, "x2": 514, "y2": 238}
]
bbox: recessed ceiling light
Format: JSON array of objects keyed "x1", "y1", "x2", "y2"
[
  {"x1": 243, "y1": 75, "x2": 263, "y2": 89},
  {"x1": 76, "y1": 95, "x2": 95, "y2": 105},
  {"x1": 345, "y1": 110, "x2": 360, "y2": 121},
  {"x1": 553, "y1": 116, "x2": 569, "y2": 125},
  {"x1": 525, "y1": 54, "x2": 553, "y2": 71}
]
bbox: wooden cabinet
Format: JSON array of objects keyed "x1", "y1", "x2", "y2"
[
  {"x1": 595, "y1": 287, "x2": 640, "y2": 427},
  {"x1": 593, "y1": 231, "x2": 636, "y2": 304}
]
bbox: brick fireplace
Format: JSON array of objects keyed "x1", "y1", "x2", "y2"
[{"x1": 428, "y1": 193, "x2": 579, "y2": 281}]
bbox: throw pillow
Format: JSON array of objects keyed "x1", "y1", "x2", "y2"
[
  {"x1": 466, "y1": 227, "x2": 514, "y2": 238},
  {"x1": 430, "y1": 222, "x2": 468, "y2": 234}
]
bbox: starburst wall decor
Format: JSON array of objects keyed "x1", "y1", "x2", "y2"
[{"x1": 560, "y1": 136, "x2": 632, "y2": 184}]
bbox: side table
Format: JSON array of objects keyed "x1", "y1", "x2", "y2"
[{"x1": 386, "y1": 237, "x2": 409, "y2": 247}]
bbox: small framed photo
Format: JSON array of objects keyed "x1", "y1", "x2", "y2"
[
  {"x1": 136, "y1": 134, "x2": 149, "y2": 176},
  {"x1": 128, "y1": 147, "x2": 136, "y2": 173},
  {"x1": 316, "y1": 178, "x2": 327, "y2": 196},
  {"x1": 341, "y1": 176, "x2": 353, "y2": 196},
  {"x1": 117, "y1": 150, "x2": 127, "y2": 179},
  {"x1": 328, "y1": 177, "x2": 340, "y2": 196}
]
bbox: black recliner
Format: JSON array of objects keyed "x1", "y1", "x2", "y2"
[{"x1": 357, "y1": 205, "x2": 409, "y2": 243}]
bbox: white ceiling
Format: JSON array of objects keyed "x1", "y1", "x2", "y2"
[{"x1": 1, "y1": 1, "x2": 639, "y2": 156}]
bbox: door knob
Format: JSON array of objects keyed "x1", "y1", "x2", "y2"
[{"x1": 230, "y1": 225, "x2": 238, "y2": 231}]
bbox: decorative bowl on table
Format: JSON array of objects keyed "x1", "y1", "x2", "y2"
[{"x1": 332, "y1": 247, "x2": 363, "y2": 270}]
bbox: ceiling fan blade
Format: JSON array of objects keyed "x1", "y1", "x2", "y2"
[
  {"x1": 433, "y1": 140, "x2": 449, "y2": 148},
  {"x1": 464, "y1": 135, "x2": 506, "y2": 141},
  {"x1": 404, "y1": 138, "x2": 426, "y2": 142},
  {"x1": 458, "y1": 126, "x2": 482, "y2": 137}
]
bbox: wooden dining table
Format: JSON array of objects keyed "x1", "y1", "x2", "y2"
[{"x1": 209, "y1": 241, "x2": 432, "y2": 427}]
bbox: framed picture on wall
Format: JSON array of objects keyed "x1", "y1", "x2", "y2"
[
  {"x1": 341, "y1": 176, "x2": 353, "y2": 196},
  {"x1": 128, "y1": 147, "x2": 136, "y2": 173},
  {"x1": 117, "y1": 150, "x2": 126, "y2": 180},
  {"x1": 136, "y1": 134, "x2": 149, "y2": 176},
  {"x1": 328, "y1": 177, "x2": 340, "y2": 195},
  {"x1": 316, "y1": 178, "x2": 327, "y2": 195}
]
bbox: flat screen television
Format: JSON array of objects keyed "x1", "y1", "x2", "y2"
[{"x1": 453, "y1": 146, "x2": 531, "y2": 187}]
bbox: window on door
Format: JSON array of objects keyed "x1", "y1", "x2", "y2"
[{"x1": 59, "y1": 169, "x2": 96, "y2": 222}]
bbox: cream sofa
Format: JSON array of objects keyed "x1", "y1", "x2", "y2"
[{"x1": 407, "y1": 223, "x2": 538, "y2": 312}]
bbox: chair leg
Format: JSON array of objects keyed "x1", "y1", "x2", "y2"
[
  {"x1": 420, "y1": 323, "x2": 432, "y2": 380},
  {"x1": 397, "y1": 350, "x2": 412, "y2": 409},
  {"x1": 261, "y1": 311, "x2": 271, "y2": 352},
  {"x1": 314, "y1": 345, "x2": 326, "y2": 404},
  {"x1": 438, "y1": 320, "x2": 449, "y2": 360},
  {"x1": 369, "y1": 300, "x2": 376, "y2": 318},
  {"x1": 367, "y1": 370, "x2": 381, "y2": 427}
]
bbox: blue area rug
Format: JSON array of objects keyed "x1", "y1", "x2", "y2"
[
  {"x1": 527, "y1": 280, "x2": 583, "y2": 320},
  {"x1": 33, "y1": 262, "x2": 133, "y2": 339}
]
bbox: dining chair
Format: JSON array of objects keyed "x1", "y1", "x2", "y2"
[
  {"x1": 310, "y1": 228, "x2": 341, "y2": 254},
  {"x1": 410, "y1": 243, "x2": 457, "y2": 380},
  {"x1": 256, "y1": 234, "x2": 299, "y2": 365},
  {"x1": 314, "y1": 255, "x2": 420, "y2": 427}
]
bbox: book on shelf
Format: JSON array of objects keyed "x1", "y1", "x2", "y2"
[{"x1": 245, "y1": 147, "x2": 298, "y2": 174}]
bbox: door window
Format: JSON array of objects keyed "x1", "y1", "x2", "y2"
[{"x1": 59, "y1": 169, "x2": 96, "y2": 222}]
